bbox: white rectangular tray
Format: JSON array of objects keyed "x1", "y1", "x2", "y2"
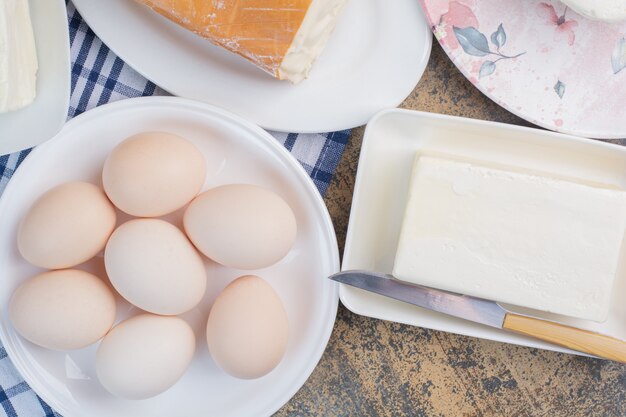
[
  {"x1": 341, "y1": 108, "x2": 626, "y2": 356},
  {"x1": 0, "y1": 0, "x2": 70, "y2": 155}
]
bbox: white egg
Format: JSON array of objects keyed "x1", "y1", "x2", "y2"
[
  {"x1": 9, "y1": 270, "x2": 116, "y2": 350},
  {"x1": 102, "y1": 132, "x2": 206, "y2": 217},
  {"x1": 184, "y1": 184, "x2": 297, "y2": 269},
  {"x1": 206, "y1": 275, "x2": 289, "y2": 379},
  {"x1": 104, "y1": 219, "x2": 207, "y2": 315},
  {"x1": 17, "y1": 182, "x2": 117, "y2": 269},
  {"x1": 96, "y1": 314, "x2": 195, "y2": 399}
]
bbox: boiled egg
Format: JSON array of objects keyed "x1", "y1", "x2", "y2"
[
  {"x1": 96, "y1": 314, "x2": 195, "y2": 399},
  {"x1": 17, "y1": 181, "x2": 116, "y2": 269},
  {"x1": 184, "y1": 184, "x2": 297, "y2": 269},
  {"x1": 206, "y1": 275, "x2": 288, "y2": 379},
  {"x1": 102, "y1": 132, "x2": 206, "y2": 217},
  {"x1": 104, "y1": 218, "x2": 206, "y2": 315},
  {"x1": 9, "y1": 269, "x2": 116, "y2": 350}
]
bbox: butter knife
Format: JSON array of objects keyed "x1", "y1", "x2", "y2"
[{"x1": 330, "y1": 270, "x2": 626, "y2": 363}]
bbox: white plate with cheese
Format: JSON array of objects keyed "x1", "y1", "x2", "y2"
[
  {"x1": 70, "y1": 0, "x2": 432, "y2": 133},
  {"x1": 0, "y1": 97, "x2": 340, "y2": 417},
  {"x1": 0, "y1": 0, "x2": 70, "y2": 156},
  {"x1": 342, "y1": 108, "x2": 626, "y2": 356}
]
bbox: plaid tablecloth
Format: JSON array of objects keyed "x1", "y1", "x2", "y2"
[{"x1": 0, "y1": 2, "x2": 350, "y2": 416}]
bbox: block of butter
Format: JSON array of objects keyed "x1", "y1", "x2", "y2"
[
  {"x1": 0, "y1": 0, "x2": 38, "y2": 113},
  {"x1": 392, "y1": 155, "x2": 626, "y2": 322}
]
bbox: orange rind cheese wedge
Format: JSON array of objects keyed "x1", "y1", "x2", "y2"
[{"x1": 135, "y1": 0, "x2": 348, "y2": 83}]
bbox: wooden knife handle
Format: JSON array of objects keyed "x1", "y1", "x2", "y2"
[{"x1": 503, "y1": 313, "x2": 626, "y2": 363}]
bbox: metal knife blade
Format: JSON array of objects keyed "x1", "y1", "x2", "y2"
[
  {"x1": 330, "y1": 270, "x2": 507, "y2": 329},
  {"x1": 331, "y1": 270, "x2": 626, "y2": 363}
]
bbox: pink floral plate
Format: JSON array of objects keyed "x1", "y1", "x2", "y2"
[{"x1": 421, "y1": 0, "x2": 626, "y2": 138}]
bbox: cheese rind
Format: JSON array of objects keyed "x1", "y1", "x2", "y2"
[
  {"x1": 393, "y1": 155, "x2": 626, "y2": 322},
  {"x1": 136, "y1": 0, "x2": 347, "y2": 83},
  {"x1": 278, "y1": 0, "x2": 348, "y2": 83},
  {"x1": 0, "y1": 0, "x2": 38, "y2": 113}
]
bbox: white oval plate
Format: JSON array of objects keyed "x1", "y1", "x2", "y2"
[
  {"x1": 70, "y1": 0, "x2": 432, "y2": 133},
  {"x1": 0, "y1": 97, "x2": 340, "y2": 417},
  {"x1": 0, "y1": 0, "x2": 70, "y2": 156}
]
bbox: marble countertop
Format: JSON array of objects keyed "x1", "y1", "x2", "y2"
[{"x1": 275, "y1": 41, "x2": 626, "y2": 417}]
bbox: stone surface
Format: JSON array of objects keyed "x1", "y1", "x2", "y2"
[{"x1": 275, "y1": 40, "x2": 626, "y2": 416}]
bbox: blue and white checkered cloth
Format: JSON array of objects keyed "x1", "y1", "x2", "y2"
[{"x1": 0, "y1": 2, "x2": 349, "y2": 416}]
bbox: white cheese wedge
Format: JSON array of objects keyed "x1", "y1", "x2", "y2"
[
  {"x1": 560, "y1": 0, "x2": 626, "y2": 22},
  {"x1": 393, "y1": 155, "x2": 626, "y2": 322},
  {"x1": 0, "y1": 0, "x2": 38, "y2": 113}
]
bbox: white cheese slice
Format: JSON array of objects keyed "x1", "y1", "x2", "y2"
[
  {"x1": 560, "y1": 0, "x2": 626, "y2": 22},
  {"x1": 0, "y1": 0, "x2": 38, "y2": 113},
  {"x1": 392, "y1": 155, "x2": 626, "y2": 322}
]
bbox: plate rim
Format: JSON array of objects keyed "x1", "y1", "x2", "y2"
[
  {"x1": 340, "y1": 107, "x2": 626, "y2": 357},
  {"x1": 70, "y1": 0, "x2": 433, "y2": 133},
  {"x1": 0, "y1": 96, "x2": 340, "y2": 417}
]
